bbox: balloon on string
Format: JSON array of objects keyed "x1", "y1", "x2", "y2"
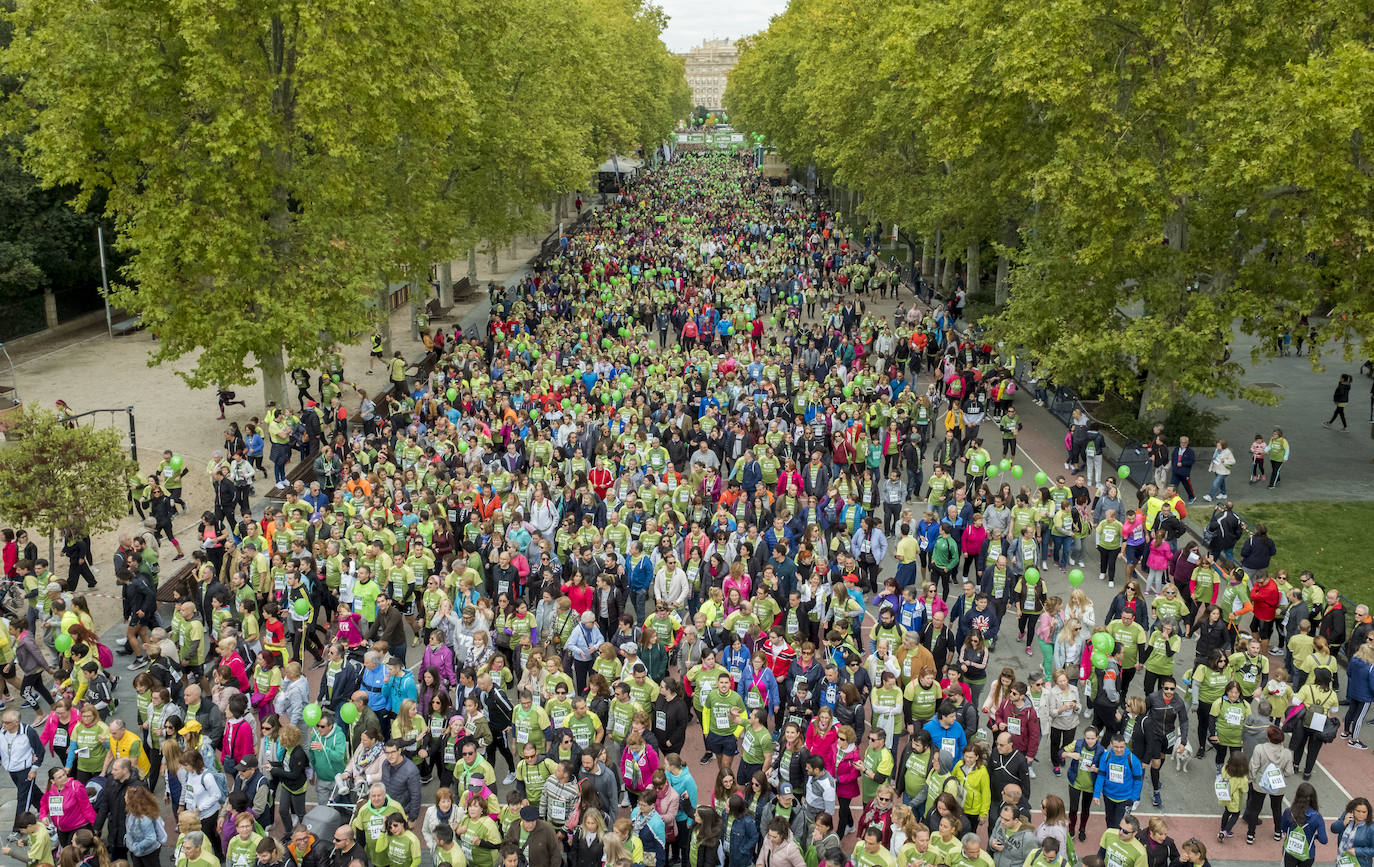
[
  {"x1": 169, "y1": 454, "x2": 184, "y2": 473},
  {"x1": 302, "y1": 703, "x2": 322, "y2": 727},
  {"x1": 1091, "y1": 649, "x2": 1109, "y2": 670},
  {"x1": 1000, "y1": 458, "x2": 1012, "y2": 471},
  {"x1": 1024, "y1": 567, "x2": 1040, "y2": 585},
  {"x1": 1068, "y1": 569, "x2": 1084, "y2": 586},
  {"x1": 293, "y1": 597, "x2": 311, "y2": 617},
  {"x1": 1034, "y1": 471, "x2": 1049, "y2": 486},
  {"x1": 339, "y1": 703, "x2": 360, "y2": 724},
  {"x1": 54, "y1": 633, "x2": 73, "y2": 653},
  {"x1": 1117, "y1": 464, "x2": 1132, "y2": 479},
  {"x1": 1092, "y1": 632, "x2": 1116, "y2": 654},
  {"x1": 1011, "y1": 465, "x2": 1023, "y2": 478}
]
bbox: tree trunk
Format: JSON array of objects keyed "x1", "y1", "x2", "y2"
[
  {"x1": 1137, "y1": 367, "x2": 1174, "y2": 424},
  {"x1": 966, "y1": 241, "x2": 980, "y2": 298},
  {"x1": 260, "y1": 348, "x2": 287, "y2": 410},
  {"x1": 931, "y1": 229, "x2": 942, "y2": 283},
  {"x1": 438, "y1": 259, "x2": 454, "y2": 309},
  {"x1": 920, "y1": 241, "x2": 929, "y2": 279},
  {"x1": 468, "y1": 247, "x2": 478, "y2": 282},
  {"x1": 941, "y1": 252, "x2": 956, "y2": 294}
]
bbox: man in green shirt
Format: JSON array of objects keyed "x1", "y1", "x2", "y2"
[
  {"x1": 702, "y1": 672, "x2": 745, "y2": 771},
  {"x1": 852, "y1": 828, "x2": 896, "y2": 867},
  {"x1": 351, "y1": 782, "x2": 406, "y2": 865},
  {"x1": 1110, "y1": 609, "x2": 1148, "y2": 696},
  {"x1": 859, "y1": 731, "x2": 894, "y2": 803},
  {"x1": 1091, "y1": 816, "x2": 1147, "y2": 867}
]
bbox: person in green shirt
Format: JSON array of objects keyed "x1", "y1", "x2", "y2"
[
  {"x1": 514, "y1": 744, "x2": 557, "y2": 805},
  {"x1": 511, "y1": 691, "x2": 552, "y2": 755},
  {"x1": 351, "y1": 783, "x2": 406, "y2": 865},
  {"x1": 224, "y1": 814, "x2": 263, "y2": 867},
  {"x1": 1109, "y1": 609, "x2": 1148, "y2": 694},
  {"x1": 859, "y1": 731, "x2": 895, "y2": 804},
  {"x1": 1093, "y1": 816, "x2": 1147, "y2": 867},
  {"x1": 853, "y1": 827, "x2": 897, "y2": 867},
  {"x1": 1186, "y1": 650, "x2": 1231, "y2": 761},
  {"x1": 455, "y1": 797, "x2": 502, "y2": 867},
  {"x1": 738, "y1": 709, "x2": 773, "y2": 781},
  {"x1": 1141, "y1": 618, "x2": 1181, "y2": 696},
  {"x1": 2, "y1": 812, "x2": 53, "y2": 867},
  {"x1": 70, "y1": 705, "x2": 109, "y2": 780},
  {"x1": 702, "y1": 672, "x2": 746, "y2": 771},
  {"x1": 1207, "y1": 681, "x2": 1247, "y2": 774},
  {"x1": 1095, "y1": 511, "x2": 1124, "y2": 585},
  {"x1": 383, "y1": 813, "x2": 422, "y2": 867}
]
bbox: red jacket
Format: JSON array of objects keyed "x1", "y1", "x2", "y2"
[
  {"x1": 1251, "y1": 578, "x2": 1282, "y2": 622},
  {"x1": 835, "y1": 747, "x2": 863, "y2": 799},
  {"x1": 762, "y1": 638, "x2": 795, "y2": 681},
  {"x1": 995, "y1": 697, "x2": 1042, "y2": 760}
]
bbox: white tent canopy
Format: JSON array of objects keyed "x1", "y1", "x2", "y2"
[{"x1": 596, "y1": 155, "x2": 643, "y2": 173}]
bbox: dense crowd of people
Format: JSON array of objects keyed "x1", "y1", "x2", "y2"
[{"x1": 1, "y1": 151, "x2": 1373, "y2": 867}]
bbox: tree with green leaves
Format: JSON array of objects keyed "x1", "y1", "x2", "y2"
[{"x1": 0, "y1": 409, "x2": 129, "y2": 561}]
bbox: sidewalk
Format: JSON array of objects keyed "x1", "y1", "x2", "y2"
[{"x1": 2, "y1": 246, "x2": 539, "y2": 634}]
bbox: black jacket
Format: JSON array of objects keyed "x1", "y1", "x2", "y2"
[
  {"x1": 319, "y1": 659, "x2": 364, "y2": 710},
  {"x1": 97, "y1": 775, "x2": 146, "y2": 849},
  {"x1": 652, "y1": 694, "x2": 691, "y2": 756},
  {"x1": 123, "y1": 575, "x2": 157, "y2": 624}
]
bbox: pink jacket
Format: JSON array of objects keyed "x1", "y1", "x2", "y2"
[
  {"x1": 620, "y1": 743, "x2": 659, "y2": 793},
  {"x1": 805, "y1": 721, "x2": 838, "y2": 773},
  {"x1": 222, "y1": 716, "x2": 256, "y2": 767},
  {"x1": 834, "y1": 746, "x2": 862, "y2": 799},
  {"x1": 776, "y1": 472, "x2": 803, "y2": 498},
  {"x1": 1146, "y1": 541, "x2": 1173, "y2": 571},
  {"x1": 39, "y1": 779, "x2": 96, "y2": 831},
  {"x1": 960, "y1": 525, "x2": 988, "y2": 557},
  {"x1": 422, "y1": 644, "x2": 457, "y2": 688},
  {"x1": 39, "y1": 711, "x2": 76, "y2": 750}
]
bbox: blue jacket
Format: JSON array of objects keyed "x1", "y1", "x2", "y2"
[
  {"x1": 565, "y1": 621, "x2": 603, "y2": 662},
  {"x1": 361, "y1": 663, "x2": 388, "y2": 711},
  {"x1": 1093, "y1": 748, "x2": 1144, "y2": 803},
  {"x1": 1282, "y1": 808, "x2": 1328, "y2": 859},
  {"x1": 957, "y1": 604, "x2": 1001, "y2": 644},
  {"x1": 922, "y1": 718, "x2": 967, "y2": 760},
  {"x1": 726, "y1": 813, "x2": 758, "y2": 867},
  {"x1": 382, "y1": 668, "x2": 417, "y2": 713},
  {"x1": 851, "y1": 526, "x2": 888, "y2": 563},
  {"x1": 667, "y1": 767, "x2": 698, "y2": 823},
  {"x1": 737, "y1": 665, "x2": 780, "y2": 712},
  {"x1": 1066, "y1": 738, "x2": 1104, "y2": 783},
  {"x1": 1348, "y1": 656, "x2": 1374, "y2": 704},
  {"x1": 1332, "y1": 816, "x2": 1374, "y2": 867},
  {"x1": 627, "y1": 555, "x2": 654, "y2": 592},
  {"x1": 915, "y1": 519, "x2": 941, "y2": 554}
]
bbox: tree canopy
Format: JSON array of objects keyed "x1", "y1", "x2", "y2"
[
  {"x1": 726, "y1": 0, "x2": 1374, "y2": 413},
  {"x1": 0, "y1": 409, "x2": 129, "y2": 545},
  {"x1": 2, "y1": 0, "x2": 688, "y2": 404}
]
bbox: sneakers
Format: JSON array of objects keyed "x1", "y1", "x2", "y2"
[
  {"x1": 1108, "y1": 580, "x2": 1115, "y2": 588},
  {"x1": 1076, "y1": 828, "x2": 1086, "y2": 843},
  {"x1": 503, "y1": 772, "x2": 517, "y2": 785},
  {"x1": 1274, "y1": 832, "x2": 1282, "y2": 842},
  {"x1": 700, "y1": 753, "x2": 714, "y2": 765},
  {"x1": 1025, "y1": 646, "x2": 1033, "y2": 655},
  {"x1": 1246, "y1": 834, "x2": 1254, "y2": 844},
  {"x1": 1342, "y1": 729, "x2": 1353, "y2": 740},
  {"x1": 1202, "y1": 494, "x2": 1213, "y2": 502},
  {"x1": 1152, "y1": 790, "x2": 1162, "y2": 808},
  {"x1": 1351, "y1": 740, "x2": 1369, "y2": 750},
  {"x1": 1323, "y1": 421, "x2": 1333, "y2": 428},
  {"x1": 127, "y1": 657, "x2": 148, "y2": 671},
  {"x1": 1052, "y1": 766, "x2": 1062, "y2": 776}
]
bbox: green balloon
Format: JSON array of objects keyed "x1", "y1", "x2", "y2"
[
  {"x1": 1011, "y1": 465, "x2": 1024, "y2": 479},
  {"x1": 1024, "y1": 567, "x2": 1040, "y2": 585},
  {"x1": 1091, "y1": 649, "x2": 1109, "y2": 670},
  {"x1": 1068, "y1": 569, "x2": 1085, "y2": 586},
  {"x1": 843, "y1": 385, "x2": 853, "y2": 398},
  {"x1": 1117, "y1": 464, "x2": 1132, "y2": 479},
  {"x1": 457, "y1": 441, "x2": 469, "y2": 453},
  {"x1": 302, "y1": 703, "x2": 322, "y2": 727},
  {"x1": 55, "y1": 633, "x2": 73, "y2": 653},
  {"x1": 339, "y1": 702, "x2": 360, "y2": 724},
  {"x1": 629, "y1": 353, "x2": 639, "y2": 365},
  {"x1": 445, "y1": 387, "x2": 457, "y2": 402},
  {"x1": 169, "y1": 455, "x2": 184, "y2": 473},
  {"x1": 1092, "y1": 632, "x2": 1116, "y2": 654},
  {"x1": 1000, "y1": 458, "x2": 1011, "y2": 471},
  {"x1": 601, "y1": 337, "x2": 611, "y2": 349},
  {"x1": 985, "y1": 463, "x2": 999, "y2": 478},
  {"x1": 293, "y1": 597, "x2": 311, "y2": 617},
  {"x1": 1034, "y1": 471, "x2": 1049, "y2": 486}
]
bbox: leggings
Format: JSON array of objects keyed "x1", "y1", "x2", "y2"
[
  {"x1": 1067, "y1": 787, "x2": 1093, "y2": 829},
  {"x1": 1268, "y1": 460, "x2": 1284, "y2": 486},
  {"x1": 836, "y1": 795, "x2": 855, "y2": 838},
  {"x1": 278, "y1": 788, "x2": 306, "y2": 832},
  {"x1": 1221, "y1": 809, "x2": 1241, "y2": 833},
  {"x1": 1243, "y1": 789, "x2": 1284, "y2": 836},
  {"x1": 1049, "y1": 727, "x2": 1076, "y2": 768},
  {"x1": 1289, "y1": 725, "x2": 1325, "y2": 774},
  {"x1": 1098, "y1": 547, "x2": 1118, "y2": 582},
  {"x1": 1195, "y1": 705, "x2": 1214, "y2": 754},
  {"x1": 200, "y1": 812, "x2": 224, "y2": 861},
  {"x1": 1018, "y1": 613, "x2": 1037, "y2": 646}
]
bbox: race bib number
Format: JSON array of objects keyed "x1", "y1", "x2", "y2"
[
  {"x1": 1262, "y1": 763, "x2": 1286, "y2": 792},
  {"x1": 1102, "y1": 528, "x2": 1115, "y2": 543},
  {"x1": 1309, "y1": 712, "x2": 1327, "y2": 733},
  {"x1": 53, "y1": 729, "x2": 67, "y2": 748},
  {"x1": 1214, "y1": 778, "x2": 1231, "y2": 802},
  {"x1": 48, "y1": 797, "x2": 62, "y2": 818},
  {"x1": 1284, "y1": 830, "x2": 1308, "y2": 858},
  {"x1": 1109, "y1": 764, "x2": 1124, "y2": 784},
  {"x1": 1225, "y1": 707, "x2": 1242, "y2": 726},
  {"x1": 1008, "y1": 717, "x2": 1021, "y2": 736}
]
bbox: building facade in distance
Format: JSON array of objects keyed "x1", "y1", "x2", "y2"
[{"x1": 680, "y1": 38, "x2": 737, "y2": 111}]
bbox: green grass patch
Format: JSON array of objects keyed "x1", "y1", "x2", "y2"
[{"x1": 1233, "y1": 500, "x2": 1374, "y2": 606}]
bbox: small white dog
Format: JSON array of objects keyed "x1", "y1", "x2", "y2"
[{"x1": 1172, "y1": 742, "x2": 1196, "y2": 773}]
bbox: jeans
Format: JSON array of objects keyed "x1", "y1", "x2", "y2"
[
  {"x1": 7, "y1": 769, "x2": 37, "y2": 829},
  {"x1": 1051, "y1": 534, "x2": 1071, "y2": 568},
  {"x1": 1208, "y1": 474, "x2": 1229, "y2": 498},
  {"x1": 629, "y1": 589, "x2": 649, "y2": 623}
]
